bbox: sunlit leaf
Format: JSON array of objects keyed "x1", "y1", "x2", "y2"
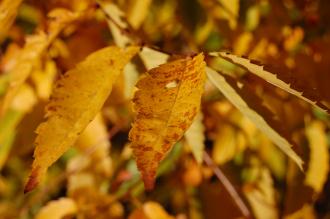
[
  {"x1": 206, "y1": 67, "x2": 303, "y2": 169},
  {"x1": 35, "y1": 198, "x2": 77, "y2": 219},
  {"x1": 305, "y1": 121, "x2": 329, "y2": 193},
  {"x1": 24, "y1": 46, "x2": 139, "y2": 192},
  {"x1": 129, "y1": 202, "x2": 175, "y2": 219},
  {"x1": 211, "y1": 52, "x2": 329, "y2": 113},
  {"x1": 243, "y1": 166, "x2": 279, "y2": 219},
  {"x1": 185, "y1": 111, "x2": 205, "y2": 164},
  {"x1": 127, "y1": 0, "x2": 152, "y2": 29}
]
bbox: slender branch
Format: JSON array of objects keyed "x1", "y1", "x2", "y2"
[{"x1": 203, "y1": 151, "x2": 252, "y2": 219}]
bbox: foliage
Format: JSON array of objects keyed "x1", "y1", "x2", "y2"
[{"x1": 0, "y1": 0, "x2": 329, "y2": 218}]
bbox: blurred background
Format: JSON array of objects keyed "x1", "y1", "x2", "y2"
[{"x1": 0, "y1": 0, "x2": 330, "y2": 218}]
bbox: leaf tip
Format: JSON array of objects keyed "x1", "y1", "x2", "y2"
[
  {"x1": 142, "y1": 172, "x2": 156, "y2": 191},
  {"x1": 24, "y1": 166, "x2": 41, "y2": 194}
]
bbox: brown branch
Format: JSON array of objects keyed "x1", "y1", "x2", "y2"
[{"x1": 203, "y1": 151, "x2": 252, "y2": 219}]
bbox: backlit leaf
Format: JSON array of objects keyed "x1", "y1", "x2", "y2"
[
  {"x1": 211, "y1": 52, "x2": 329, "y2": 113},
  {"x1": 185, "y1": 111, "x2": 205, "y2": 164},
  {"x1": 129, "y1": 54, "x2": 206, "y2": 189},
  {"x1": 24, "y1": 46, "x2": 139, "y2": 193},
  {"x1": 206, "y1": 67, "x2": 303, "y2": 169}
]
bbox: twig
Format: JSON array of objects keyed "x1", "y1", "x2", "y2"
[{"x1": 203, "y1": 151, "x2": 252, "y2": 219}]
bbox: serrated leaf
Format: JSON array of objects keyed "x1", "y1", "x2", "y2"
[
  {"x1": 129, "y1": 54, "x2": 206, "y2": 190},
  {"x1": 0, "y1": 0, "x2": 23, "y2": 42},
  {"x1": 35, "y1": 198, "x2": 77, "y2": 219},
  {"x1": 24, "y1": 46, "x2": 139, "y2": 193},
  {"x1": 211, "y1": 52, "x2": 329, "y2": 113},
  {"x1": 206, "y1": 67, "x2": 303, "y2": 169},
  {"x1": 1, "y1": 9, "x2": 79, "y2": 116},
  {"x1": 184, "y1": 111, "x2": 205, "y2": 164}
]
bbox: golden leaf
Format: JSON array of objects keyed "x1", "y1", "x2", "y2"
[
  {"x1": 243, "y1": 167, "x2": 279, "y2": 219},
  {"x1": 305, "y1": 121, "x2": 329, "y2": 193},
  {"x1": 0, "y1": 0, "x2": 23, "y2": 42},
  {"x1": 129, "y1": 202, "x2": 175, "y2": 219},
  {"x1": 206, "y1": 67, "x2": 303, "y2": 169},
  {"x1": 129, "y1": 54, "x2": 206, "y2": 189},
  {"x1": 35, "y1": 198, "x2": 77, "y2": 219},
  {"x1": 75, "y1": 113, "x2": 112, "y2": 176},
  {"x1": 127, "y1": 0, "x2": 152, "y2": 29},
  {"x1": 24, "y1": 46, "x2": 139, "y2": 193},
  {"x1": 284, "y1": 204, "x2": 317, "y2": 219},
  {"x1": 1, "y1": 9, "x2": 79, "y2": 116},
  {"x1": 211, "y1": 52, "x2": 329, "y2": 113}
]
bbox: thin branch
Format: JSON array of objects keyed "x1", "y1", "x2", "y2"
[{"x1": 203, "y1": 151, "x2": 252, "y2": 219}]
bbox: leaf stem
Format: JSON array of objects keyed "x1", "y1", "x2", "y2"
[{"x1": 203, "y1": 151, "x2": 252, "y2": 218}]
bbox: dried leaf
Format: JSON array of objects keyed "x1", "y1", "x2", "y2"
[
  {"x1": 185, "y1": 111, "x2": 205, "y2": 164},
  {"x1": 129, "y1": 54, "x2": 206, "y2": 189},
  {"x1": 0, "y1": 0, "x2": 23, "y2": 42},
  {"x1": 211, "y1": 52, "x2": 329, "y2": 113},
  {"x1": 24, "y1": 46, "x2": 139, "y2": 193},
  {"x1": 304, "y1": 121, "x2": 329, "y2": 193},
  {"x1": 1, "y1": 9, "x2": 79, "y2": 115},
  {"x1": 35, "y1": 198, "x2": 77, "y2": 219},
  {"x1": 206, "y1": 67, "x2": 303, "y2": 169}
]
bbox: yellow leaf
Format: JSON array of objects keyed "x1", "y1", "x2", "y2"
[
  {"x1": 35, "y1": 198, "x2": 77, "y2": 219},
  {"x1": 31, "y1": 60, "x2": 57, "y2": 100},
  {"x1": 206, "y1": 67, "x2": 303, "y2": 169},
  {"x1": 217, "y1": 0, "x2": 239, "y2": 29},
  {"x1": 1, "y1": 8, "x2": 79, "y2": 116},
  {"x1": 211, "y1": 52, "x2": 329, "y2": 113},
  {"x1": 75, "y1": 113, "x2": 112, "y2": 176},
  {"x1": 139, "y1": 47, "x2": 169, "y2": 70},
  {"x1": 129, "y1": 202, "x2": 175, "y2": 219},
  {"x1": 185, "y1": 111, "x2": 205, "y2": 164},
  {"x1": 243, "y1": 167, "x2": 279, "y2": 219},
  {"x1": 305, "y1": 121, "x2": 329, "y2": 193},
  {"x1": 212, "y1": 124, "x2": 246, "y2": 165},
  {"x1": 129, "y1": 54, "x2": 206, "y2": 189},
  {"x1": 101, "y1": 2, "x2": 132, "y2": 47},
  {"x1": 24, "y1": 46, "x2": 139, "y2": 193},
  {"x1": 127, "y1": 0, "x2": 152, "y2": 29},
  {"x1": 0, "y1": 0, "x2": 23, "y2": 42},
  {"x1": 284, "y1": 204, "x2": 317, "y2": 219}
]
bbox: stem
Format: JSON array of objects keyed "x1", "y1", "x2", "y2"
[{"x1": 203, "y1": 152, "x2": 252, "y2": 219}]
